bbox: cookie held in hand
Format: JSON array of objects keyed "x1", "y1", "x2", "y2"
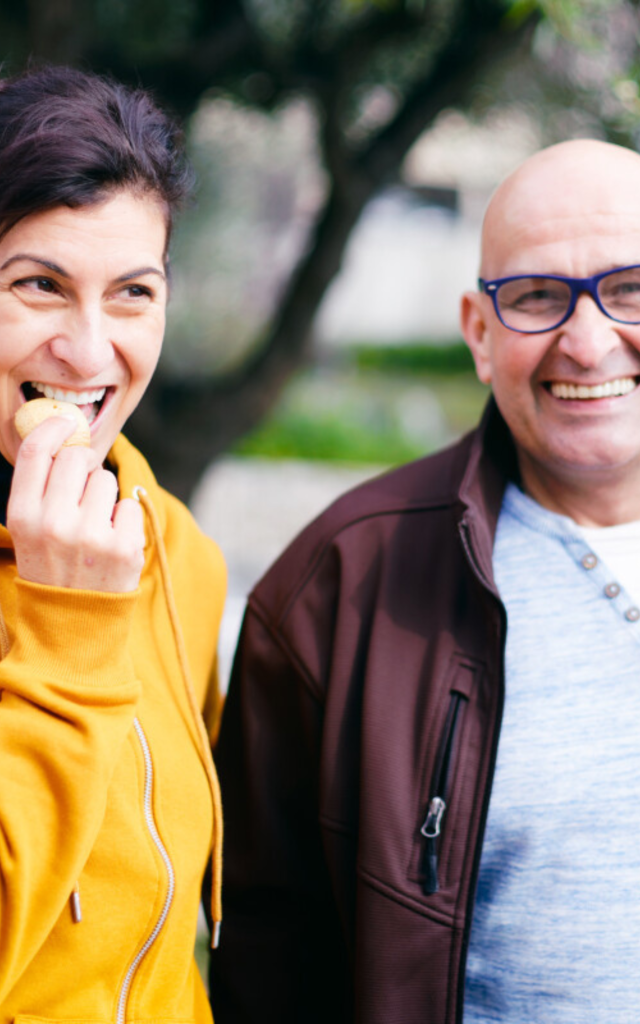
[{"x1": 14, "y1": 398, "x2": 91, "y2": 448}]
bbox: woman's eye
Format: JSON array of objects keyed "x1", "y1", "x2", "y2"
[
  {"x1": 122, "y1": 284, "x2": 153, "y2": 299},
  {"x1": 16, "y1": 276, "x2": 59, "y2": 293}
]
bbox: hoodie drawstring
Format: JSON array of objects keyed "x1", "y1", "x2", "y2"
[
  {"x1": 0, "y1": 601, "x2": 9, "y2": 660},
  {"x1": 133, "y1": 486, "x2": 223, "y2": 948}
]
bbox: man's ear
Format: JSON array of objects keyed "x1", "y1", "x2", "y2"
[{"x1": 460, "y1": 292, "x2": 493, "y2": 385}]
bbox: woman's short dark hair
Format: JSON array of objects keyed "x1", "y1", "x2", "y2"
[{"x1": 0, "y1": 64, "x2": 194, "y2": 254}]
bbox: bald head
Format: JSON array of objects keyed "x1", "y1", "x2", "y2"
[
  {"x1": 460, "y1": 136, "x2": 640, "y2": 521},
  {"x1": 480, "y1": 139, "x2": 640, "y2": 279}
]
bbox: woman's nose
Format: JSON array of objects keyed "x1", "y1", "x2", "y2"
[
  {"x1": 48, "y1": 309, "x2": 115, "y2": 378},
  {"x1": 556, "y1": 292, "x2": 623, "y2": 367}
]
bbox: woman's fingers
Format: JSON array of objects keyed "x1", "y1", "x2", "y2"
[
  {"x1": 9, "y1": 416, "x2": 89, "y2": 510},
  {"x1": 8, "y1": 419, "x2": 146, "y2": 593},
  {"x1": 74, "y1": 463, "x2": 120, "y2": 524},
  {"x1": 34, "y1": 447, "x2": 104, "y2": 518}
]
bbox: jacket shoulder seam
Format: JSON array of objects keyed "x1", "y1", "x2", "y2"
[
  {"x1": 245, "y1": 597, "x2": 326, "y2": 704},
  {"x1": 267, "y1": 499, "x2": 458, "y2": 631}
]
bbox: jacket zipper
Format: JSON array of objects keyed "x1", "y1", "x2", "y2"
[
  {"x1": 116, "y1": 718, "x2": 175, "y2": 1024},
  {"x1": 458, "y1": 515, "x2": 496, "y2": 595},
  {"x1": 420, "y1": 691, "x2": 466, "y2": 894},
  {"x1": 455, "y1": 513, "x2": 507, "y2": 1024}
]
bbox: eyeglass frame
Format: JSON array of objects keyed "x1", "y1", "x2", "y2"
[{"x1": 478, "y1": 264, "x2": 640, "y2": 334}]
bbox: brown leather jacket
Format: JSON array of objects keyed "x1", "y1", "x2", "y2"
[{"x1": 209, "y1": 400, "x2": 516, "y2": 1024}]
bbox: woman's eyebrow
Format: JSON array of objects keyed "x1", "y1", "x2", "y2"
[
  {"x1": 0, "y1": 254, "x2": 69, "y2": 275},
  {"x1": 0, "y1": 255, "x2": 166, "y2": 283},
  {"x1": 116, "y1": 266, "x2": 166, "y2": 283}
]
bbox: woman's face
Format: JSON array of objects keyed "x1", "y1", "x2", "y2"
[{"x1": 0, "y1": 191, "x2": 168, "y2": 466}]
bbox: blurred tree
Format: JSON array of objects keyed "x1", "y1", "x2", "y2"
[{"x1": 0, "y1": 0, "x2": 637, "y2": 497}]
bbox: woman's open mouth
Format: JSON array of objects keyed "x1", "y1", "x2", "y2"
[{"x1": 21, "y1": 381, "x2": 109, "y2": 425}]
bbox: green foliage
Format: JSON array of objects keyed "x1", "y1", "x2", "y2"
[
  {"x1": 351, "y1": 340, "x2": 476, "y2": 374},
  {"x1": 94, "y1": 0, "x2": 200, "y2": 59},
  {"x1": 343, "y1": 0, "x2": 419, "y2": 11},
  {"x1": 235, "y1": 405, "x2": 426, "y2": 463},
  {"x1": 536, "y1": 0, "x2": 613, "y2": 40},
  {"x1": 234, "y1": 344, "x2": 490, "y2": 464}
]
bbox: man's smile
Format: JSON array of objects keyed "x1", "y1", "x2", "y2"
[{"x1": 547, "y1": 377, "x2": 639, "y2": 400}]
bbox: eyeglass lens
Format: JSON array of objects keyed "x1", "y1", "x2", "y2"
[{"x1": 495, "y1": 267, "x2": 640, "y2": 330}]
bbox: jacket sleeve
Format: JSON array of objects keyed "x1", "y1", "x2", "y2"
[
  {"x1": 208, "y1": 599, "x2": 352, "y2": 1024},
  {"x1": 0, "y1": 577, "x2": 140, "y2": 1000},
  {"x1": 202, "y1": 655, "x2": 224, "y2": 748}
]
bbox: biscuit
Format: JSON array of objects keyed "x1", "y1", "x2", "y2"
[{"x1": 14, "y1": 398, "x2": 91, "y2": 447}]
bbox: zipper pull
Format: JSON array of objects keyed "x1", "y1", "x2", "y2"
[
  {"x1": 420, "y1": 796, "x2": 446, "y2": 895},
  {"x1": 70, "y1": 882, "x2": 82, "y2": 924},
  {"x1": 421, "y1": 796, "x2": 446, "y2": 839}
]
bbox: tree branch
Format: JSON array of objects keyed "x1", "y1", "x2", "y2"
[{"x1": 360, "y1": 1, "x2": 541, "y2": 185}]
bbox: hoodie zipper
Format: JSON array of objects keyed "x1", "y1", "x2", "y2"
[
  {"x1": 116, "y1": 718, "x2": 175, "y2": 1024},
  {"x1": 420, "y1": 690, "x2": 467, "y2": 894}
]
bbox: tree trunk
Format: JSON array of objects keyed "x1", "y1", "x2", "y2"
[{"x1": 126, "y1": 4, "x2": 538, "y2": 503}]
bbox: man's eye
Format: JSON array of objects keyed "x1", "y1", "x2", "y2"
[
  {"x1": 505, "y1": 288, "x2": 565, "y2": 310},
  {"x1": 517, "y1": 289, "x2": 553, "y2": 304},
  {"x1": 609, "y1": 282, "x2": 640, "y2": 297}
]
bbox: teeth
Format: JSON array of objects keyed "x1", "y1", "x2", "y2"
[
  {"x1": 550, "y1": 378, "x2": 637, "y2": 400},
  {"x1": 30, "y1": 382, "x2": 106, "y2": 406}
]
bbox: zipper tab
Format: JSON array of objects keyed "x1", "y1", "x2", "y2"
[
  {"x1": 421, "y1": 796, "x2": 446, "y2": 839},
  {"x1": 421, "y1": 796, "x2": 446, "y2": 895},
  {"x1": 70, "y1": 883, "x2": 82, "y2": 924}
]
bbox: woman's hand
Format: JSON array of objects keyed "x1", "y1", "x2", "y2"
[{"x1": 7, "y1": 416, "x2": 145, "y2": 593}]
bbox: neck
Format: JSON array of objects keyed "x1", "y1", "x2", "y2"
[{"x1": 517, "y1": 454, "x2": 640, "y2": 527}]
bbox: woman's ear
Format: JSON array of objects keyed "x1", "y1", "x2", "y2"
[{"x1": 460, "y1": 291, "x2": 493, "y2": 385}]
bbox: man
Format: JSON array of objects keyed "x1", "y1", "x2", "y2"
[{"x1": 209, "y1": 139, "x2": 640, "y2": 1023}]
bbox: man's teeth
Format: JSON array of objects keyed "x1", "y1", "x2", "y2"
[
  {"x1": 550, "y1": 378, "x2": 637, "y2": 400},
  {"x1": 30, "y1": 382, "x2": 106, "y2": 405}
]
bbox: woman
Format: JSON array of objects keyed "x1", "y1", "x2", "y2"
[{"x1": 0, "y1": 66, "x2": 226, "y2": 1021}]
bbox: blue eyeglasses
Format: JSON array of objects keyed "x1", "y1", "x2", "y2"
[{"x1": 478, "y1": 264, "x2": 640, "y2": 333}]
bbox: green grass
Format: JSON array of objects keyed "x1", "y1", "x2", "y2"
[
  {"x1": 234, "y1": 343, "x2": 489, "y2": 465},
  {"x1": 351, "y1": 340, "x2": 476, "y2": 375},
  {"x1": 235, "y1": 410, "x2": 426, "y2": 463}
]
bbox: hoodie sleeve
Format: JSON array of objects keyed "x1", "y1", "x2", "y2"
[{"x1": 0, "y1": 577, "x2": 140, "y2": 1000}]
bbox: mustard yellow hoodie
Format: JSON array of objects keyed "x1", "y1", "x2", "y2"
[{"x1": 0, "y1": 434, "x2": 226, "y2": 1023}]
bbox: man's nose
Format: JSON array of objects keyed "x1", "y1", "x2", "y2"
[
  {"x1": 556, "y1": 292, "x2": 622, "y2": 366},
  {"x1": 48, "y1": 308, "x2": 115, "y2": 377}
]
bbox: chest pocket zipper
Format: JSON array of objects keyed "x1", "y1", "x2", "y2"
[{"x1": 420, "y1": 690, "x2": 468, "y2": 895}]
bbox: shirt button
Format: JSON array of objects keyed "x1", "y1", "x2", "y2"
[
  {"x1": 581, "y1": 553, "x2": 598, "y2": 569},
  {"x1": 625, "y1": 607, "x2": 640, "y2": 622},
  {"x1": 604, "y1": 582, "x2": 621, "y2": 598}
]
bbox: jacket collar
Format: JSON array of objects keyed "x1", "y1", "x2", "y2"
[{"x1": 455, "y1": 396, "x2": 519, "y2": 592}]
